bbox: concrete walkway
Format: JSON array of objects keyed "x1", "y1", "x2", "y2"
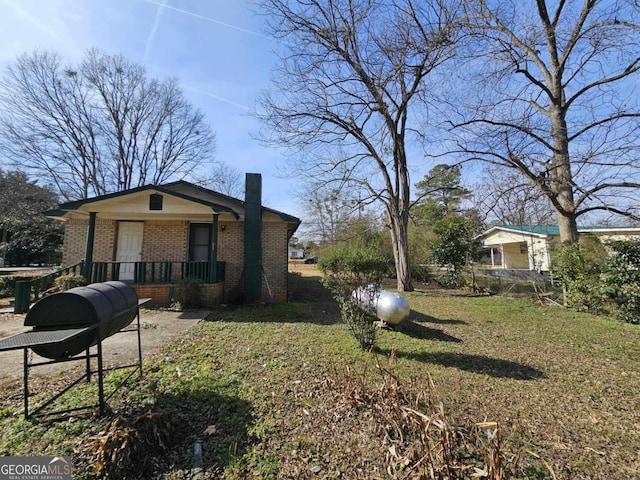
[{"x1": 0, "y1": 309, "x2": 208, "y2": 387}]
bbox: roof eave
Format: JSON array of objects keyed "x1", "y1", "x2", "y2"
[{"x1": 53, "y1": 184, "x2": 240, "y2": 219}]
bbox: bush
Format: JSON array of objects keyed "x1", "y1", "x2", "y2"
[
  {"x1": 411, "y1": 264, "x2": 433, "y2": 283},
  {"x1": 600, "y1": 240, "x2": 640, "y2": 324},
  {"x1": 0, "y1": 276, "x2": 16, "y2": 298},
  {"x1": 551, "y1": 239, "x2": 610, "y2": 312},
  {"x1": 287, "y1": 271, "x2": 303, "y2": 301},
  {"x1": 0, "y1": 275, "x2": 37, "y2": 298},
  {"x1": 318, "y1": 243, "x2": 390, "y2": 350},
  {"x1": 429, "y1": 215, "x2": 481, "y2": 288},
  {"x1": 171, "y1": 278, "x2": 204, "y2": 309},
  {"x1": 54, "y1": 273, "x2": 88, "y2": 291}
]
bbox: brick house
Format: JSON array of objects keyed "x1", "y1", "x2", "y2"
[{"x1": 45, "y1": 174, "x2": 300, "y2": 306}]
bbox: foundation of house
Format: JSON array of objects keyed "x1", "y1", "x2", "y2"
[{"x1": 132, "y1": 283, "x2": 224, "y2": 308}]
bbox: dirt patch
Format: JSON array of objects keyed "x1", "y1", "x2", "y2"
[{"x1": 0, "y1": 309, "x2": 207, "y2": 392}]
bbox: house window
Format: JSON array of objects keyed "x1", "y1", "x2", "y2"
[
  {"x1": 519, "y1": 244, "x2": 528, "y2": 254},
  {"x1": 189, "y1": 223, "x2": 211, "y2": 262},
  {"x1": 149, "y1": 194, "x2": 163, "y2": 210}
]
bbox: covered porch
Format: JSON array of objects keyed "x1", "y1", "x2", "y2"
[
  {"x1": 476, "y1": 226, "x2": 554, "y2": 273},
  {"x1": 14, "y1": 185, "x2": 240, "y2": 312},
  {"x1": 15, "y1": 257, "x2": 227, "y2": 313}
]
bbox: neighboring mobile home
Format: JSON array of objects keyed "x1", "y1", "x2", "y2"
[
  {"x1": 476, "y1": 225, "x2": 640, "y2": 273},
  {"x1": 288, "y1": 248, "x2": 304, "y2": 259},
  {"x1": 45, "y1": 173, "x2": 300, "y2": 306}
]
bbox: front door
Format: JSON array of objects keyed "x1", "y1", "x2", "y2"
[{"x1": 116, "y1": 222, "x2": 143, "y2": 281}]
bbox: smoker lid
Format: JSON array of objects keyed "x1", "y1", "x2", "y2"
[{"x1": 24, "y1": 281, "x2": 138, "y2": 329}]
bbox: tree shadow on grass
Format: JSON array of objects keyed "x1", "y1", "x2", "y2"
[
  {"x1": 395, "y1": 351, "x2": 546, "y2": 380},
  {"x1": 391, "y1": 311, "x2": 465, "y2": 342},
  {"x1": 288, "y1": 274, "x2": 334, "y2": 303},
  {"x1": 207, "y1": 273, "x2": 341, "y2": 325},
  {"x1": 410, "y1": 311, "x2": 467, "y2": 326},
  {"x1": 206, "y1": 299, "x2": 342, "y2": 326},
  {"x1": 399, "y1": 319, "x2": 463, "y2": 343}
]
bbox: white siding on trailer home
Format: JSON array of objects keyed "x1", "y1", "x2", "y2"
[
  {"x1": 502, "y1": 243, "x2": 529, "y2": 269},
  {"x1": 480, "y1": 229, "x2": 552, "y2": 271},
  {"x1": 289, "y1": 248, "x2": 304, "y2": 258},
  {"x1": 529, "y1": 237, "x2": 551, "y2": 271},
  {"x1": 483, "y1": 230, "x2": 546, "y2": 245},
  {"x1": 596, "y1": 233, "x2": 640, "y2": 243}
]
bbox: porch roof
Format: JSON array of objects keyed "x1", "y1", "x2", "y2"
[
  {"x1": 479, "y1": 225, "x2": 559, "y2": 239},
  {"x1": 45, "y1": 181, "x2": 301, "y2": 230},
  {"x1": 46, "y1": 184, "x2": 238, "y2": 220}
]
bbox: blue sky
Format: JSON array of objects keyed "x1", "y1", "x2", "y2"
[{"x1": 0, "y1": 0, "x2": 300, "y2": 216}]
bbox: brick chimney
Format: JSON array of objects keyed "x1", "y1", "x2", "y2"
[{"x1": 243, "y1": 173, "x2": 262, "y2": 303}]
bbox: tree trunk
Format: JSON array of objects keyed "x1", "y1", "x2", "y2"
[
  {"x1": 553, "y1": 150, "x2": 579, "y2": 244},
  {"x1": 0, "y1": 225, "x2": 7, "y2": 260},
  {"x1": 556, "y1": 209, "x2": 579, "y2": 245},
  {"x1": 549, "y1": 106, "x2": 579, "y2": 245},
  {"x1": 389, "y1": 210, "x2": 413, "y2": 292}
]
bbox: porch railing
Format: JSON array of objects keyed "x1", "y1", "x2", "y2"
[
  {"x1": 14, "y1": 261, "x2": 225, "y2": 313},
  {"x1": 87, "y1": 261, "x2": 225, "y2": 285},
  {"x1": 14, "y1": 262, "x2": 85, "y2": 314}
]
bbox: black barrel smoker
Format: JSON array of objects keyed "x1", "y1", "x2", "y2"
[{"x1": 0, "y1": 281, "x2": 147, "y2": 419}]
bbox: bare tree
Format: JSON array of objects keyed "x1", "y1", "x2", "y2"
[
  {"x1": 0, "y1": 49, "x2": 215, "y2": 200},
  {"x1": 449, "y1": 0, "x2": 640, "y2": 244},
  {"x1": 257, "y1": 0, "x2": 463, "y2": 291},
  {"x1": 475, "y1": 166, "x2": 557, "y2": 226},
  {"x1": 297, "y1": 181, "x2": 363, "y2": 246},
  {"x1": 191, "y1": 161, "x2": 244, "y2": 198}
]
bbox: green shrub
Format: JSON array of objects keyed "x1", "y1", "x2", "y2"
[
  {"x1": 0, "y1": 276, "x2": 16, "y2": 298},
  {"x1": 287, "y1": 271, "x2": 302, "y2": 301},
  {"x1": 600, "y1": 240, "x2": 640, "y2": 324},
  {"x1": 411, "y1": 264, "x2": 433, "y2": 283},
  {"x1": 429, "y1": 215, "x2": 481, "y2": 288},
  {"x1": 551, "y1": 239, "x2": 610, "y2": 312},
  {"x1": 54, "y1": 273, "x2": 88, "y2": 291},
  {"x1": 0, "y1": 275, "x2": 36, "y2": 298},
  {"x1": 318, "y1": 243, "x2": 389, "y2": 350},
  {"x1": 172, "y1": 278, "x2": 204, "y2": 309}
]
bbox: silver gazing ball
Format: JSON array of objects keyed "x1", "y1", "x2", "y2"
[
  {"x1": 376, "y1": 290, "x2": 410, "y2": 326},
  {"x1": 352, "y1": 284, "x2": 410, "y2": 326}
]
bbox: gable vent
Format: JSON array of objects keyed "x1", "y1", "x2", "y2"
[{"x1": 149, "y1": 194, "x2": 163, "y2": 211}]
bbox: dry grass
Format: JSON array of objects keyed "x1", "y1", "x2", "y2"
[
  {"x1": 288, "y1": 262, "x2": 321, "y2": 276},
  {"x1": 0, "y1": 270, "x2": 639, "y2": 479}
]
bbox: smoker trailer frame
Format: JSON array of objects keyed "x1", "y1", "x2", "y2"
[{"x1": 0, "y1": 282, "x2": 149, "y2": 419}]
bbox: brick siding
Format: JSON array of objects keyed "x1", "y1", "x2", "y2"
[
  {"x1": 60, "y1": 218, "x2": 291, "y2": 303},
  {"x1": 261, "y1": 222, "x2": 289, "y2": 302},
  {"x1": 218, "y1": 222, "x2": 244, "y2": 302},
  {"x1": 142, "y1": 221, "x2": 188, "y2": 261},
  {"x1": 61, "y1": 218, "x2": 116, "y2": 265}
]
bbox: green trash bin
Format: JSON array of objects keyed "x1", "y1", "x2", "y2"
[{"x1": 14, "y1": 280, "x2": 31, "y2": 313}]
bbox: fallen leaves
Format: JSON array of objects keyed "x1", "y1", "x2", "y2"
[{"x1": 204, "y1": 424, "x2": 217, "y2": 435}]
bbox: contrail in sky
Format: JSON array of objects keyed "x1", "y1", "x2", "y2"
[
  {"x1": 187, "y1": 86, "x2": 251, "y2": 111},
  {"x1": 143, "y1": 0, "x2": 168, "y2": 65},
  {"x1": 141, "y1": 0, "x2": 270, "y2": 38}
]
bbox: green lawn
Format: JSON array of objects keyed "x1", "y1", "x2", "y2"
[{"x1": 0, "y1": 274, "x2": 639, "y2": 479}]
